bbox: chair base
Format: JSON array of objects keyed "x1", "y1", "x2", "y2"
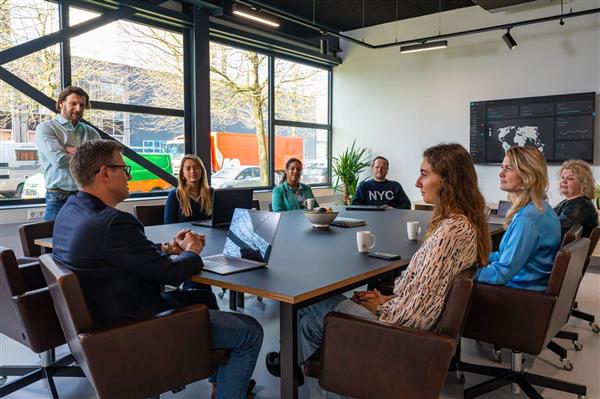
[
  {"x1": 459, "y1": 353, "x2": 586, "y2": 399},
  {"x1": 571, "y1": 308, "x2": 600, "y2": 333},
  {"x1": 0, "y1": 353, "x2": 84, "y2": 398}
]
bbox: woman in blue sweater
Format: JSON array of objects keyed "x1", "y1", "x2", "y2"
[
  {"x1": 476, "y1": 146, "x2": 561, "y2": 291},
  {"x1": 164, "y1": 155, "x2": 213, "y2": 224}
]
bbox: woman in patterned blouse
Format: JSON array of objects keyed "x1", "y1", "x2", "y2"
[{"x1": 266, "y1": 143, "x2": 491, "y2": 391}]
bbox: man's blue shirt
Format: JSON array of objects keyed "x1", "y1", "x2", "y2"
[{"x1": 35, "y1": 114, "x2": 100, "y2": 191}]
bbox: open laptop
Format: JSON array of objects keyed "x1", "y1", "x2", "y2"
[
  {"x1": 202, "y1": 208, "x2": 281, "y2": 275},
  {"x1": 192, "y1": 188, "x2": 254, "y2": 228},
  {"x1": 488, "y1": 200, "x2": 511, "y2": 224}
]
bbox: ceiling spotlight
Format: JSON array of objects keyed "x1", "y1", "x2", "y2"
[
  {"x1": 233, "y1": 9, "x2": 280, "y2": 27},
  {"x1": 400, "y1": 40, "x2": 448, "y2": 54},
  {"x1": 502, "y1": 29, "x2": 517, "y2": 50}
]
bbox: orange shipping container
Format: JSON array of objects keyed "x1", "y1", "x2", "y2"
[{"x1": 210, "y1": 131, "x2": 304, "y2": 171}]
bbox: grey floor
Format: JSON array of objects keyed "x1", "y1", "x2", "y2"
[{"x1": 1, "y1": 270, "x2": 599, "y2": 399}]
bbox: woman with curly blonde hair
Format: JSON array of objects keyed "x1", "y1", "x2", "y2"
[
  {"x1": 476, "y1": 146, "x2": 561, "y2": 291},
  {"x1": 554, "y1": 159, "x2": 598, "y2": 237}
]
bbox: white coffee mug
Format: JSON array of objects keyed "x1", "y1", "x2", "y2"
[
  {"x1": 356, "y1": 231, "x2": 376, "y2": 253},
  {"x1": 304, "y1": 198, "x2": 316, "y2": 210},
  {"x1": 407, "y1": 221, "x2": 422, "y2": 240}
]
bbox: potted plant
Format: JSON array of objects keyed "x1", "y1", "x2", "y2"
[
  {"x1": 595, "y1": 184, "x2": 600, "y2": 209},
  {"x1": 332, "y1": 140, "x2": 371, "y2": 205}
]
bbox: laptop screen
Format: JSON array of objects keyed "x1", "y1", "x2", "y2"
[
  {"x1": 496, "y1": 200, "x2": 512, "y2": 218},
  {"x1": 222, "y1": 209, "x2": 281, "y2": 263}
]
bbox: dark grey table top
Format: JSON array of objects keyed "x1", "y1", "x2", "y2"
[
  {"x1": 146, "y1": 209, "x2": 435, "y2": 304},
  {"x1": 35, "y1": 209, "x2": 503, "y2": 305}
]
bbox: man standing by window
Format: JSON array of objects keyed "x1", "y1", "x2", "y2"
[
  {"x1": 35, "y1": 86, "x2": 100, "y2": 220},
  {"x1": 352, "y1": 156, "x2": 411, "y2": 209}
]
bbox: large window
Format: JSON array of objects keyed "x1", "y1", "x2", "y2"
[
  {"x1": 0, "y1": 0, "x2": 332, "y2": 204},
  {"x1": 209, "y1": 43, "x2": 331, "y2": 190},
  {"x1": 210, "y1": 43, "x2": 269, "y2": 188},
  {"x1": 274, "y1": 59, "x2": 330, "y2": 185}
]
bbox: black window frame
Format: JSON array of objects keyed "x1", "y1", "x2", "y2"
[{"x1": 0, "y1": 0, "x2": 334, "y2": 207}]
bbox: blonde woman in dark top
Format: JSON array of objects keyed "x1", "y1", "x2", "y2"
[
  {"x1": 554, "y1": 159, "x2": 598, "y2": 237},
  {"x1": 164, "y1": 155, "x2": 213, "y2": 224},
  {"x1": 164, "y1": 154, "x2": 214, "y2": 292}
]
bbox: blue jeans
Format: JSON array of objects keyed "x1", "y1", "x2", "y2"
[
  {"x1": 44, "y1": 191, "x2": 75, "y2": 221},
  {"x1": 209, "y1": 310, "x2": 263, "y2": 399}
]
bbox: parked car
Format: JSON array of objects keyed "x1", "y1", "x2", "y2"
[
  {"x1": 302, "y1": 166, "x2": 328, "y2": 185},
  {"x1": 212, "y1": 166, "x2": 262, "y2": 189},
  {"x1": 0, "y1": 141, "x2": 41, "y2": 198}
]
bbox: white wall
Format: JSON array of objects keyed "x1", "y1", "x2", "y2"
[{"x1": 332, "y1": 2, "x2": 600, "y2": 205}]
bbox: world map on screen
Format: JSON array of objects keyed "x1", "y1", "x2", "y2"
[{"x1": 496, "y1": 125, "x2": 546, "y2": 153}]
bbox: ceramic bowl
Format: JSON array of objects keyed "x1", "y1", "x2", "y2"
[{"x1": 303, "y1": 210, "x2": 339, "y2": 228}]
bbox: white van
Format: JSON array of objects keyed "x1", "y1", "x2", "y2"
[{"x1": 0, "y1": 141, "x2": 42, "y2": 198}]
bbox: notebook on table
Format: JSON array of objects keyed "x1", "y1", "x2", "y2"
[
  {"x1": 345, "y1": 205, "x2": 386, "y2": 212},
  {"x1": 330, "y1": 217, "x2": 366, "y2": 227},
  {"x1": 192, "y1": 188, "x2": 254, "y2": 228},
  {"x1": 202, "y1": 208, "x2": 281, "y2": 275}
]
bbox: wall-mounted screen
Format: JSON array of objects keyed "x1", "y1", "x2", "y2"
[{"x1": 469, "y1": 92, "x2": 596, "y2": 164}]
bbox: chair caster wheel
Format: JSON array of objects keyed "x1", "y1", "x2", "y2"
[
  {"x1": 218, "y1": 291, "x2": 225, "y2": 299},
  {"x1": 257, "y1": 296, "x2": 263, "y2": 302},
  {"x1": 171, "y1": 386, "x2": 185, "y2": 393},
  {"x1": 492, "y1": 349, "x2": 502, "y2": 363},
  {"x1": 562, "y1": 358, "x2": 573, "y2": 371},
  {"x1": 573, "y1": 341, "x2": 583, "y2": 351},
  {"x1": 577, "y1": 395, "x2": 587, "y2": 399},
  {"x1": 456, "y1": 371, "x2": 465, "y2": 384},
  {"x1": 0, "y1": 376, "x2": 7, "y2": 386},
  {"x1": 591, "y1": 322, "x2": 600, "y2": 334}
]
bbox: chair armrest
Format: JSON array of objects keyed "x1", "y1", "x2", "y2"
[
  {"x1": 318, "y1": 312, "x2": 455, "y2": 399},
  {"x1": 78, "y1": 304, "x2": 215, "y2": 398},
  {"x1": 18, "y1": 261, "x2": 47, "y2": 291},
  {"x1": 13, "y1": 287, "x2": 66, "y2": 352},
  {"x1": 462, "y1": 283, "x2": 555, "y2": 354}
]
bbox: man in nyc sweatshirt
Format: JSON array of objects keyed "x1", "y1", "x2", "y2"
[{"x1": 352, "y1": 156, "x2": 410, "y2": 209}]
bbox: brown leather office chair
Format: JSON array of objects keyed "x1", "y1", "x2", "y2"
[
  {"x1": 0, "y1": 247, "x2": 82, "y2": 398},
  {"x1": 488, "y1": 224, "x2": 584, "y2": 368},
  {"x1": 39, "y1": 253, "x2": 221, "y2": 399},
  {"x1": 18, "y1": 220, "x2": 54, "y2": 262},
  {"x1": 458, "y1": 237, "x2": 590, "y2": 399},
  {"x1": 569, "y1": 226, "x2": 600, "y2": 333},
  {"x1": 134, "y1": 204, "x2": 165, "y2": 226},
  {"x1": 304, "y1": 269, "x2": 475, "y2": 399}
]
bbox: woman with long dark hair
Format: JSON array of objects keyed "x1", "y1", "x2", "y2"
[{"x1": 266, "y1": 144, "x2": 491, "y2": 394}]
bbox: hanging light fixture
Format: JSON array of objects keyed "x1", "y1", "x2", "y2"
[
  {"x1": 400, "y1": 40, "x2": 448, "y2": 54},
  {"x1": 502, "y1": 28, "x2": 517, "y2": 49},
  {"x1": 233, "y1": 5, "x2": 280, "y2": 27}
]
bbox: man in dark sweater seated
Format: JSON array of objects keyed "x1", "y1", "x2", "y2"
[
  {"x1": 352, "y1": 156, "x2": 411, "y2": 209},
  {"x1": 52, "y1": 139, "x2": 262, "y2": 398}
]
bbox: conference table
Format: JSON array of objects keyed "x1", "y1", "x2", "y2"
[{"x1": 36, "y1": 208, "x2": 504, "y2": 399}]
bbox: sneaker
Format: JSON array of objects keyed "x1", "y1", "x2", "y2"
[{"x1": 265, "y1": 352, "x2": 305, "y2": 386}]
